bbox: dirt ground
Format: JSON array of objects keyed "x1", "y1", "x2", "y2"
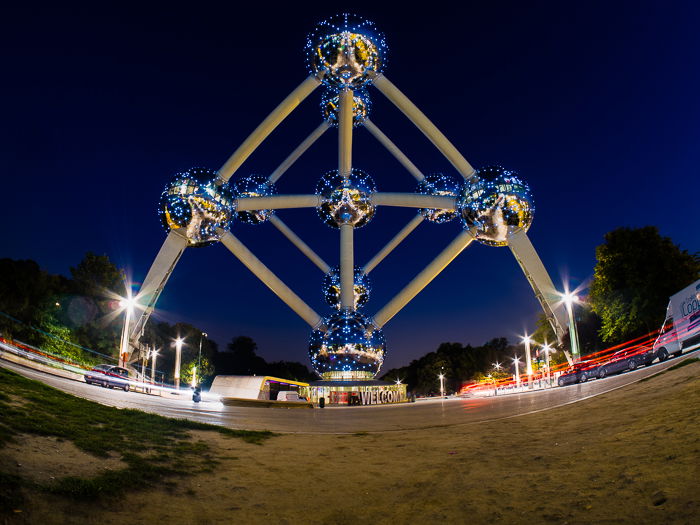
[{"x1": 4, "y1": 361, "x2": 699, "y2": 524}]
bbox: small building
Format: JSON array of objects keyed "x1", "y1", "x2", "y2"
[
  {"x1": 210, "y1": 375, "x2": 310, "y2": 401},
  {"x1": 308, "y1": 379, "x2": 407, "y2": 406}
]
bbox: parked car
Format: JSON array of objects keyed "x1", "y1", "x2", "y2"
[
  {"x1": 557, "y1": 360, "x2": 601, "y2": 387},
  {"x1": 597, "y1": 347, "x2": 656, "y2": 378},
  {"x1": 84, "y1": 364, "x2": 131, "y2": 391}
]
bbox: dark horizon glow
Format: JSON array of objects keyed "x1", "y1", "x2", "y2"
[{"x1": 2, "y1": 2, "x2": 698, "y2": 370}]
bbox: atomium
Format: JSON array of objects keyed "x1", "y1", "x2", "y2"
[
  {"x1": 306, "y1": 13, "x2": 387, "y2": 89},
  {"x1": 458, "y1": 165, "x2": 535, "y2": 247},
  {"x1": 417, "y1": 172, "x2": 461, "y2": 224},
  {"x1": 322, "y1": 265, "x2": 371, "y2": 310},
  {"x1": 308, "y1": 311, "x2": 386, "y2": 380},
  {"x1": 316, "y1": 168, "x2": 376, "y2": 228},
  {"x1": 321, "y1": 88, "x2": 371, "y2": 126},
  {"x1": 158, "y1": 167, "x2": 235, "y2": 247},
  {"x1": 233, "y1": 174, "x2": 276, "y2": 225}
]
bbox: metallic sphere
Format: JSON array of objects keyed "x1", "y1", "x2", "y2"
[
  {"x1": 458, "y1": 166, "x2": 535, "y2": 247},
  {"x1": 417, "y1": 172, "x2": 461, "y2": 224},
  {"x1": 308, "y1": 311, "x2": 386, "y2": 380},
  {"x1": 316, "y1": 168, "x2": 376, "y2": 228},
  {"x1": 322, "y1": 265, "x2": 371, "y2": 310},
  {"x1": 306, "y1": 13, "x2": 387, "y2": 89},
  {"x1": 321, "y1": 88, "x2": 371, "y2": 127},
  {"x1": 233, "y1": 174, "x2": 276, "y2": 225},
  {"x1": 158, "y1": 167, "x2": 235, "y2": 247}
]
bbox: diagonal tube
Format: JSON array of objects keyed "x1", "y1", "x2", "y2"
[
  {"x1": 129, "y1": 230, "x2": 189, "y2": 348},
  {"x1": 269, "y1": 121, "x2": 330, "y2": 183},
  {"x1": 363, "y1": 119, "x2": 424, "y2": 181},
  {"x1": 219, "y1": 230, "x2": 322, "y2": 328},
  {"x1": 218, "y1": 75, "x2": 321, "y2": 182},
  {"x1": 270, "y1": 215, "x2": 330, "y2": 273},
  {"x1": 363, "y1": 214, "x2": 424, "y2": 274},
  {"x1": 372, "y1": 230, "x2": 475, "y2": 327},
  {"x1": 373, "y1": 75, "x2": 476, "y2": 181}
]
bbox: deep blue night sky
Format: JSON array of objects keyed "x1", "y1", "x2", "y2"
[{"x1": 2, "y1": 2, "x2": 698, "y2": 370}]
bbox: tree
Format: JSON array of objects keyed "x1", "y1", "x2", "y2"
[{"x1": 589, "y1": 226, "x2": 700, "y2": 343}]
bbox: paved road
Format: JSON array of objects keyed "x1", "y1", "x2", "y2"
[{"x1": 1, "y1": 354, "x2": 694, "y2": 434}]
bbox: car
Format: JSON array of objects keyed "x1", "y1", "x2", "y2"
[
  {"x1": 597, "y1": 347, "x2": 656, "y2": 378},
  {"x1": 557, "y1": 361, "x2": 601, "y2": 387},
  {"x1": 84, "y1": 364, "x2": 131, "y2": 391}
]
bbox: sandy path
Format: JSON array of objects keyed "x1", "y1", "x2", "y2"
[{"x1": 6, "y1": 361, "x2": 699, "y2": 524}]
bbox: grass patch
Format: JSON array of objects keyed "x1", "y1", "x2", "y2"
[
  {"x1": 0, "y1": 367, "x2": 274, "y2": 503},
  {"x1": 667, "y1": 357, "x2": 699, "y2": 371}
]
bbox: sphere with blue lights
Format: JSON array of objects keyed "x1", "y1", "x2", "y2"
[
  {"x1": 158, "y1": 167, "x2": 235, "y2": 247},
  {"x1": 321, "y1": 88, "x2": 371, "y2": 126},
  {"x1": 458, "y1": 165, "x2": 534, "y2": 247},
  {"x1": 417, "y1": 172, "x2": 461, "y2": 224},
  {"x1": 316, "y1": 168, "x2": 376, "y2": 228},
  {"x1": 322, "y1": 265, "x2": 371, "y2": 310},
  {"x1": 308, "y1": 311, "x2": 386, "y2": 380},
  {"x1": 306, "y1": 13, "x2": 387, "y2": 89},
  {"x1": 233, "y1": 174, "x2": 276, "y2": 225}
]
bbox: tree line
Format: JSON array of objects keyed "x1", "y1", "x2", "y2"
[{"x1": 1, "y1": 226, "x2": 697, "y2": 391}]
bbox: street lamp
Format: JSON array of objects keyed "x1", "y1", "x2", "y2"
[
  {"x1": 562, "y1": 291, "x2": 581, "y2": 362},
  {"x1": 521, "y1": 334, "x2": 533, "y2": 387},
  {"x1": 512, "y1": 355, "x2": 521, "y2": 387},
  {"x1": 118, "y1": 293, "x2": 137, "y2": 368},
  {"x1": 542, "y1": 343, "x2": 555, "y2": 386},
  {"x1": 493, "y1": 361, "x2": 502, "y2": 371},
  {"x1": 438, "y1": 373, "x2": 445, "y2": 398},
  {"x1": 197, "y1": 332, "x2": 207, "y2": 386},
  {"x1": 174, "y1": 337, "x2": 184, "y2": 389},
  {"x1": 151, "y1": 348, "x2": 159, "y2": 385}
]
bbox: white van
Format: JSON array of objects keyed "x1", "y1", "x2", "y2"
[{"x1": 653, "y1": 278, "x2": 700, "y2": 360}]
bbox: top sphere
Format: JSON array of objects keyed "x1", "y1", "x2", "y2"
[
  {"x1": 158, "y1": 167, "x2": 235, "y2": 247},
  {"x1": 233, "y1": 174, "x2": 276, "y2": 225},
  {"x1": 306, "y1": 13, "x2": 387, "y2": 89},
  {"x1": 458, "y1": 166, "x2": 535, "y2": 247},
  {"x1": 416, "y1": 172, "x2": 461, "y2": 224}
]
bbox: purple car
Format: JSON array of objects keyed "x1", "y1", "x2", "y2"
[{"x1": 84, "y1": 364, "x2": 131, "y2": 391}]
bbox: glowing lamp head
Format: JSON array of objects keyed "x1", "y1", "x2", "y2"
[
  {"x1": 322, "y1": 265, "x2": 371, "y2": 310},
  {"x1": 306, "y1": 13, "x2": 387, "y2": 89},
  {"x1": 233, "y1": 174, "x2": 276, "y2": 225},
  {"x1": 308, "y1": 311, "x2": 386, "y2": 380},
  {"x1": 321, "y1": 88, "x2": 371, "y2": 126},
  {"x1": 416, "y1": 172, "x2": 461, "y2": 224},
  {"x1": 316, "y1": 168, "x2": 376, "y2": 228},
  {"x1": 458, "y1": 166, "x2": 534, "y2": 247},
  {"x1": 563, "y1": 292, "x2": 579, "y2": 306},
  {"x1": 158, "y1": 168, "x2": 235, "y2": 247}
]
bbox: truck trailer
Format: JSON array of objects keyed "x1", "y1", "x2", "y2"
[{"x1": 653, "y1": 278, "x2": 700, "y2": 360}]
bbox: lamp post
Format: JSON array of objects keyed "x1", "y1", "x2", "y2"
[
  {"x1": 174, "y1": 337, "x2": 184, "y2": 389},
  {"x1": 197, "y1": 332, "x2": 207, "y2": 386},
  {"x1": 118, "y1": 293, "x2": 137, "y2": 368},
  {"x1": 151, "y1": 348, "x2": 159, "y2": 386},
  {"x1": 522, "y1": 334, "x2": 533, "y2": 387},
  {"x1": 563, "y1": 291, "x2": 581, "y2": 362},
  {"x1": 438, "y1": 373, "x2": 445, "y2": 398},
  {"x1": 542, "y1": 343, "x2": 554, "y2": 387},
  {"x1": 513, "y1": 355, "x2": 521, "y2": 387}
]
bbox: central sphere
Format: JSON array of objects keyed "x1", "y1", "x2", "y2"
[
  {"x1": 458, "y1": 166, "x2": 535, "y2": 247},
  {"x1": 306, "y1": 13, "x2": 387, "y2": 89},
  {"x1": 158, "y1": 167, "x2": 235, "y2": 247},
  {"x1": 233, "y1": 174, "x2": 276, "y2": 225},
  {"x1": 321, "y1": 88, "x2": 371, "y2": 126},
  {"x1": 417, "y1": 172, "x2": 461, "y2": 224},
  {"x1": 308, "y1": 311, "x2": 386, "y2": 380},
  {"x1": 316, "y1": 169, "x2": 376, "y2": 228},
  {"x1": 322, "y1": 265, "x2": 371, "y2": 310}
]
